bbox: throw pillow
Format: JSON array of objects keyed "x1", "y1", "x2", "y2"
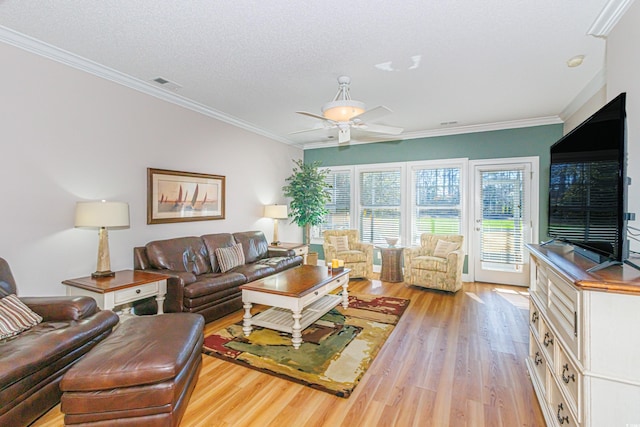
[
  {"x1": 330, "y1": 236, "x2": 350, "y2": 252},
  {"x1": 0, "y1": 294, "x2": 43, "y2": 340},
  {"x1": 215, "y1": 243, "x2": 245, "y2": 273},
  {"x1": 433, "y1": 240, "x2": 458, "y2": 258}
]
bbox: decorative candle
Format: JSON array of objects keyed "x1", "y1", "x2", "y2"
[
  {"x1": 338, "y1": 259, "x2": 344, "y2": 267},
  {"x1": 332, "y1": 259, "x2": 339, "y2": 268}
]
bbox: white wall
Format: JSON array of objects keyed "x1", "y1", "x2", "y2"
[
  {"x1": 563, "y1": 86, "x2": 606, "y2": 134},
  {"x1": 0, "y1": 41, "x2": 303, "y2": 296},
  {"x1": 607, "y1": 1, "x2": 640, "y2": 253}
]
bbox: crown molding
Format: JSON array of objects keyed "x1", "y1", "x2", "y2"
[
  {"x1": 302, "y1": 116, "x2": 563, "y2": 150},
  {"x1": 0, "y1": 26, "x2": 292, "y2": 145},
  {"x1": 0, "y1": 26, "x2": 564, "y2": 151},
  {"x1": 587, "y1": 0, "x2": 636, "y2": 38}
]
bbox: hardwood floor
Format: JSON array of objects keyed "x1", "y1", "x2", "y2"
[{"x1": 33, "y1": 279, "x2": 545, "y2": 427}]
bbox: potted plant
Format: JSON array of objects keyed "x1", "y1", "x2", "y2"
[{"x1": 282, "y1": 159, "x2": 331, "y2": 265}]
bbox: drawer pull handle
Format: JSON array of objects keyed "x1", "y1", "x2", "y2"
[
  {"x1": 531, "y1": 311, "x2": 538, "y2": 323},
  {"x1": 557, "y1": 403, "x2": 569, "y2": 425},
  {"x1": 543, "y1": 332, "x2": 554, "y2": 347},
  {"x1": 136, "y1": 289, "x2": 141, "y2": 294},
  {"x1": 562, "y1": 364, "x2": 575, "y2": 384},
  {"x1": 314, "y1": 291, "x2": 319, "y2": 296},
  {"x1": 534, "y1": 352, "x2": 543, "y2": 366}
]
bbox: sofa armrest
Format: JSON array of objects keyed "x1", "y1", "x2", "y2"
[
  {"x1": 446, "y1": 249, "x2": 465, "y2": 275},
  {"x1": 323, "y1": 244, "x2": 337, "y2": 263},
  {"x1": 267, "y1": 248, "x2": 296, "y2": 258},
  {"x1": 20, "y1": 296, "x2": 98, "y2": 321},
  {"x1": 403, "y1": 246, "x2": 428, "y2": 268},
  {"x1": 350, "y1": 242, "x2": 373, "y2": 255}
]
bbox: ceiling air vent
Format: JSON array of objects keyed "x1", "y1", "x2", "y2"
[{"x1": 151, "y1": 77, "x2": 182, "y2": 91}]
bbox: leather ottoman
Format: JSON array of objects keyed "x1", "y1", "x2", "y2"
[{"x1": 60, "y1": 313, "x2": 204, "y2": 426}]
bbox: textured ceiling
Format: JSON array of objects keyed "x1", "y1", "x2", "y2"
[{"x1": 0, "y1": 1, "x2": 612, "y2": 147}]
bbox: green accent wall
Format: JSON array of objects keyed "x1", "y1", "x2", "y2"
[{"x1": 304, "y1": 124, "x2": 564, "y2": 259}]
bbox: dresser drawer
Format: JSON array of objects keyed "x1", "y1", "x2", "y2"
[
  {"x1": 114, "y1": 281, "x2": 159, "y2": 305},
  {"x1": 557, "y1": 345, "x2": 581, "y2": 421},
  {"x1": 539, "y1": 316, "x2": 556, "y2": 363},
  {"x1": 530, "y1": 332, "x2": 547, "y2": 393},
  {"x1": 548, "y1": 269, "x2": 580, "y2": 359},
  {"x1": 549, "y1": 378, "x2": 579, "y2": 427},
  {"x1": 530, "y1": 301, "x2": 541, "y2": 339}
]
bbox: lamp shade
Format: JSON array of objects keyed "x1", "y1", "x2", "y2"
[
  {"x1": 263, "y1": 204, "x2": 288, "y2": 219},
  {"x1": 75, "y1": 201, "x2": 130, "y2": 228}
]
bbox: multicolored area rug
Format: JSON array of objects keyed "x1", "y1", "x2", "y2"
[{"x1": 202, "y1": 294, "x2": 409, "y2": 397}]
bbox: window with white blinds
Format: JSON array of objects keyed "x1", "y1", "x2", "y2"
[
  {"x1": 480, "y1": 169, "x2": 525, "y2": 266},
  {"x1": 358, "y1": 168, "x2": 402, "y2": 245},
  {"x1": 313, "y1": 160, "x2": 467, "y2": 247},
  {"x1": 410, "y1": 166, "x2": 462, "y2": 245},
  {"x1": 312, "y1": 168, "x2": 351, "y2": 240}
]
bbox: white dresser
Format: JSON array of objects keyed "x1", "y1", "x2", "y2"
[{"x1": 526, "y1": 244, "x2": 640, "y2": 427}]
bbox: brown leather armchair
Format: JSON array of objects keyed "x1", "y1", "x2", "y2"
[{"x1": 0, "y1": 257, "x2": 119, "y2": 426}]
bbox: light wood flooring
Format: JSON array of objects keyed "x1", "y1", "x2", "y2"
[{"x1": 33, "y1": 279, "x2": 545, "y2": 427}]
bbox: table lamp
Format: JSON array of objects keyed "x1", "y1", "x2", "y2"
[
  {"x1": 75, "y1": 200, "x2": 130, "y2": 278},
  {"x1": 263, "y1": 204, "x2": 288, "y2": 246}
]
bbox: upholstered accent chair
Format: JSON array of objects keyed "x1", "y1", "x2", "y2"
[
  {"x1": 404, "y1": 234, "x2": 465, "y2": 292},
  {"x1": 323, "y1": 230, "x2": 373, "y2": 279}
]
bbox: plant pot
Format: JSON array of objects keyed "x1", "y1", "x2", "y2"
[{"x1": 306, "y1": 252, "x2": 319, "y2": 266}]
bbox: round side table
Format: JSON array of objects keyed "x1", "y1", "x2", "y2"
[{"x1": 376, "y1": 245, "x2": 404, "y2": 282}]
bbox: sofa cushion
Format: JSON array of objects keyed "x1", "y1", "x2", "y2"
[
  {"x1": 201, "y1": 233, "x2": 235, "y2": 273},
  {"x1": 257, "y1": 256, "x2": 303, "y2": 273},
  {"x1": 182, "y1": 273, "x2": 247, "y2": 300},
  {"x1": 215, "y1": 244, "x2": 245, "y2": 273},
  {"x1": 233, "y1": 263, "x2": 277, "y2": 282},
  {"x1": 412, "y1": 256, "x2": 449, "y2": 273},
  {"x1": 0, "y1": 294, "x2": 42, "y2": 339},
  {"x1": 232, "y1": 231, "x2": 269, "y2": 263},
  {"x1": 145, "y1": 237, "x2": 211, "y2": 274}
]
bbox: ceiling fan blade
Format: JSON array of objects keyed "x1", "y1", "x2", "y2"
[
  {"x1": 289, "y1": 123, "x2": 328, "y2": 135},
  {"x1": 360, "y1": 123, "x2": 404, "y2": 135},
  {"x1": 296, "y1": 111, "x2": 334, "y2": 122},
  {"x1": 351, "y1": 105, "x2": 392, "y2": 123},
  {"x1": 338, "y1": 126, "x2": 351, "y2": 144}
]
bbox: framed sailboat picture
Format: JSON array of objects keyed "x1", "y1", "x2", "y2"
[{"x1": 147, "y1": 168, "x2": 225, "y2": 224}]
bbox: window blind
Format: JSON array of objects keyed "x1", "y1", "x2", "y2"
[
  {"x1": 313, "y1": 169, "x2": 351, "y2": 240},
  {"x1": 410, "y1": 166, "x2": 462, "y2": 245},
  {"x1": 480, "y1": 169, "x2": 525, "y2": 265},
  {"x1": 359, "y1": 169, "x2": 401, "y2": 244}
]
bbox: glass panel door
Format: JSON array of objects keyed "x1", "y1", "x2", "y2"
[{"x1": 473, "y1": 163, "x2": 532, "y2": 286}]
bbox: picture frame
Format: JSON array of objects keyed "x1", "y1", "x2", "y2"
[{"x1": 147, "y1": 168, "x2": 225, "y2": 224}]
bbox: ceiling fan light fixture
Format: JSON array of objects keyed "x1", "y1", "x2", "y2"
[{"x1": 322, "y1": 100, "x2": 366, "y2": 122}]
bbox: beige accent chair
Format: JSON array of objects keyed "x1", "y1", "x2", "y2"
[
  {"x1": 404, "y1": 234, "x2": 465, "y2": 292},
  {"x1": 323, "y1": 229, "x2": 373, "y2": 279}
]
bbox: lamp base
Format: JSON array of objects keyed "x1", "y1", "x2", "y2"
[
  {"x1": 271, "y1": 241, "x2": 280, "y2": 246},
  {"x1": 91, "y1": 270, "x2": 116, "y2": 278}
]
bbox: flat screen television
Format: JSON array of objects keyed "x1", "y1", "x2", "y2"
[{"x1": 547, "y1": 92, "x2": 634, "y2": 271}]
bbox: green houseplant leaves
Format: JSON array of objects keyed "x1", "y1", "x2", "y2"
[{"x1": 282, "y1": 159, "x2": 332, "y2": 244}]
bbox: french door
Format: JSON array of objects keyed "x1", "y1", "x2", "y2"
[{"x1": 471, "y1": 159, "x2": 538, "y2": 286}]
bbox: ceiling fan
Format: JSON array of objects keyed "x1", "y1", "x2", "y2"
[{"x1": 293, "y1": 76, "x2": 403, "y2": 144}]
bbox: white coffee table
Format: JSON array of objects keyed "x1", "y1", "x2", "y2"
[{"x1": 240, "y1": 265, "x2": 350, "y2": 349}]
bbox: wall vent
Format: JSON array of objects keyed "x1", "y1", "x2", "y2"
[{"x1": 151, "y1": 77, "x2": 182, "y2": 91}]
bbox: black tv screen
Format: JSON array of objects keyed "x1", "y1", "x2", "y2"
[{"x1": 548, "y1": 93, "x2": 628, "y2": 266}]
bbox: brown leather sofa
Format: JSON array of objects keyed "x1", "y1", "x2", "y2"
[
  {"x1": 0, "y1": 257, "x2": 119, "y2": 426},
  {"x1": 134, "y1": 230, "x2": 303, "y2": 322}
]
